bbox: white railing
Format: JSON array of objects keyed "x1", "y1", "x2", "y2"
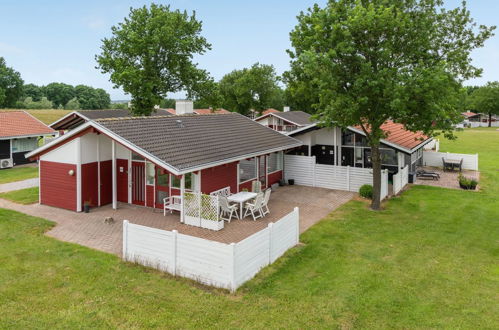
[
  {"x1": 284, "y1": 155, "x2": 389, "y2": 200},
  {"x1": 423, "y1": 151, "x2": 478, "y2": 171},
  {"x1": 122, "y1": 207, "x2": 300, "y2": 292},
  {"x1": 393, "y1": 165, "x2": 409, "y2": 195},
  {"x1": 183, "y1": 192, "x2": 222, "y2": 231}
]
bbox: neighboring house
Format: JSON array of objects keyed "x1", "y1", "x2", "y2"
[
  {"x1": 287, "y1": 120, "x2": 433, "y2": 174},
  {"x1": 26, "y1": 111, "x2": 301, "y2": 212},
  {"x1": 254, "y1": 109, "x2": 315, "y2": 133},
  {"x1": 50, "y1": 108, "x2": 172, "y2": 132},
  {"x1": 461, "y1": 112, "x2": 499, "y2": 127},
  {"x1": 0, "y1": 111, "x2": 56, "y2": 168}
]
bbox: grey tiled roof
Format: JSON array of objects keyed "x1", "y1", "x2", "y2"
[
  {"x1": 273, "y1": 111, "x2": 314, "y2": 126},
  {"x1": 96, "y1": 113, "x2": 301, "y2": 171},
  {"x1": 79, "y1": 109, "x2": 171, "y2": 119}
]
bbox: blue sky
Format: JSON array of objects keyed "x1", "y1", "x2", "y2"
[{"x1": 0, "y1": 0, "x2": 497, "y2": 100}]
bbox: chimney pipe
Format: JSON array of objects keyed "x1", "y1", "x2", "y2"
[
  {"x1": 283, "y1": 106, "x2": 290, "y2": 112},
  {"x1": 175, "y1": 100, "x2": 194, "y2": 115}
]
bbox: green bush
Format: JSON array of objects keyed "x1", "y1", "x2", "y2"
[
  {"x1": 458, "y1": 174, "x2": 478, "y2": 190},
  {"x1": 359, "y1": 184, "x2": 373, "y2": 199}
]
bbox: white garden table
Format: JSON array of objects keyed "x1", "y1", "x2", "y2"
[{"x1": 228, "y1": 191, "x2": 258, "y2": 219}]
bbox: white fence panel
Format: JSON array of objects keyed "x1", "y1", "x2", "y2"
[
  {"x1": 123, "y1": 222, "x2": 176, "y2": 273},
  {"x1": 285, "y1": 155, "x2": 389, "y2": 200},
  {"x1": 392, "y1": 165, "x2": 409, "y2": 195},
  {"x1": 423, "y1": 151, "x2": 478, "y2": 170},
  {"x1": 176, "y1": 234, "x2": 233, "y2": 289},
  {"x1": 123, "y1": 208, "x2": 300, "y2": 292},
  {"x1": 233, "y1": 228, "x2": 271, "y2": 288}
]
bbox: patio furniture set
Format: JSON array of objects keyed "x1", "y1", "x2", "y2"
[
  {"x1": 163, "y1": 183, "x2": 272, "y2": 223},
  {"x1": 415, "y1": 157, "x2": 464, "y2": 181}
]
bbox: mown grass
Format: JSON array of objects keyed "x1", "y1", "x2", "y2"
[
  {"x1": 0, "y1": 128, "x2": 498, "y2": 328},
  {"x1": 0, "y1": 166, "x2": 38, "y2": 184},
  {"x1": 0, "y1": 187, "x2": 39, "y2": 204},
  {"x1": 0, "y1": 109, "x2": 71, "y2": 124}
]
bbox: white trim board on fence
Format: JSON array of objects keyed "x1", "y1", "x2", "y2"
[
  {"x1": 423, "y1": 151, "x2": 478, "y2": 171},
  {"x1": 284, "y1": 155, "x2": 389, "y2": 200},
  {"x1": 122, "y1": 207, "x2": 300, "y2": 292},
  {"x1": 393, "y1": 165, "x2": 409, "y2": 195}
]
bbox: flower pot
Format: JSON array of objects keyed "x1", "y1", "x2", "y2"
[
  {"x1": 278, "y1": 180, "x2": 285, "y2": 186},
  {"x1": 288, "y1": 179, "x2": 295, "y2": 185},
  {"x1": 83, "y1": 205, "x2": 90, "y2": 213}
]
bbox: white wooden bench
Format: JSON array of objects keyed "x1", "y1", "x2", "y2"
[
  {"x1": 209, "y1": 186, "x2": 231, "y2": 198},
  {"x1": 163, "y1": 196, "x2": 182, "y2": 216}
]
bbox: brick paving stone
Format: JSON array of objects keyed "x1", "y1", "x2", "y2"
[
  {"x1": 0, "y1": 185, "x2": 355, "y2": 256},
  {"x1": 414, "y1": 167, "x2": 480, "y2": 190}
]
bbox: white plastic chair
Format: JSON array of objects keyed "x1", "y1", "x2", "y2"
[
  {"x1": 219, "y1": 196, "x2": 239, "y2": 222},
  {"x1": 261, "y1": 189, "x2": 271, "y2": 216},
  {"x1": 243, "y1": 192, "x2": 264, "y2": 221},
  {"x1": 251, "y1": 180, "x2": 262, "y2": 193}
]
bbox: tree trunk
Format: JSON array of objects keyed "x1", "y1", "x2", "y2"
[
  {"x1": 370, "y1": 143, "x2": 382, "y2": 210},
  {"x1": 489, "y1": 112, "x2": 492, "y2": 127}
]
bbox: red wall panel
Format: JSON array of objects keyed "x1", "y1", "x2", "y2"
[
  {"x1": 267, "y1": 170, "x2": 282, "y2": 186},
  {"x1": 116, "y1": 159, "x2": 128, "y2": 203},
  {"x1": 81, "y1": 162, "x2": 98, "y2": 207},
  {"x1": 99, "y1": 160, "x2": 112, "y2": 206},
  {"x1": 146, "y1": 185, "x2": 155, "y2": 208},
  {"x1": 239, "y1": 180, "x2": 253, "y2": 192},
  {"x1": 40, "y1": 160, "x2": 77, "y2": 211},
  {"x1": 201, "y1": 162, "x2": 238, "y2": 194}
]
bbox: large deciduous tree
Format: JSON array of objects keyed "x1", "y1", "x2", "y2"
[
  {"x1": 286, "y1": 0, "x2": 494, "y2": 210},
  {"x1": 468, "y1": 82, "x2": 499, "y2": 127},
  {"x1": 0, "y1": 57, "x2": 23, "y2": 108},
  {"x1": 43, "y1": 82, "x2": 75, "y2": 108},
  {"x1": 218, "y1": 63, "x2": 284, "y2": 115},
  {"x1": 96, "y1": 4, "x2": 211, "y2": 116}
]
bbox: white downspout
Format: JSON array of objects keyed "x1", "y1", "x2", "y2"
[
  {"x1": 180, "y1": 174, "x2": 185, "y2": 223},
  {"x1": 112, "y1": 140, "x2": 117, "y2": 209},
  {"x1": 76, "y1": 137, "x2": 82, "y2": 212}
]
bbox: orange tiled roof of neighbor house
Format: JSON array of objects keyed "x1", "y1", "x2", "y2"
[
  {"x1": 355, "y1": 120, "x2": 429, "y2": 150},
  {"x1": 262, "y1": 108, "x2": 281, "y2": 115},
  {"x1": 461, "y1": 111, "x2": 477, "y2": 118},
  {"x1": 0, "y1": 111, "x2": 55, "y2": 138}
]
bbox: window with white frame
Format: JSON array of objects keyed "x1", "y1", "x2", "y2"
[
  {"x1": 171, "y1": 173, "x2": 194, "y2": 190},
  {"x1": 239, "y1": 158, "x2": 257, "y2": 183},
  {"x1": 267, "y1": 152, "x2": 283, "y2": 173},
  {"x1": 146, "y1": 162, "x2": 155, "y2": 185},
  {"x1": 11, "y1": 138, "x2": 38, "y2": 153}
]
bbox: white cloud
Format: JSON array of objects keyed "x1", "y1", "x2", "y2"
[{"x1": 0, "y1": 42, "x2": 24, "y2": 55}]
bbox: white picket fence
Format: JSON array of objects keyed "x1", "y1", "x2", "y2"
[
  {"x1": 122, "y1": 207, "x2": 300, "y2": 292},
  {"x1": 284, "y1": 155, "x2": 389, "y2": 200},
  {"x1": 423, "y1": 151, "x2": 478, "y2": 170},
  {"x1": 393, "y1": 165, "x2": 409, "y2": 195}
]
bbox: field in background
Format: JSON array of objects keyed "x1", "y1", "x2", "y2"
[{"x1": 0, "y1": 109, "x2": 71, "y2": 124}]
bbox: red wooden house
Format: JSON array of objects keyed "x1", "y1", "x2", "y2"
[{"x1": 27, "y1": 112, "x2": 301, "y2": 213}]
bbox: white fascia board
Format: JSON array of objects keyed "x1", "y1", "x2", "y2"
[
  {"x1": 0, "y1": 133, "x2": 57, "y2": 140},
  {"x1": 285, "y1": 123, "x2": 319, "y2": 136},
  {"x1": 48, "y1": 111, "x2": 83, "y2": 128},
  {"x1": 271, "y1": 113, "x2": 304, "y2": 127},
  {"x1": 346, "y1": 126, "x2": 414, "y2": 154}
]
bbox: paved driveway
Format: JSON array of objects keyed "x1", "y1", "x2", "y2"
[
  {"x1": 0, "y1": 178, "x2": 39, "y2": 193},
  {"x1": 0, "y1": 185, "x2": 355, "y2": 256}
]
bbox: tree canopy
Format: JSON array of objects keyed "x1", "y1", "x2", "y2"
[
  {"x1": 468, "y1": 82, "x2": 499, "y2": 126},
  {"x1": 286, "y1": 0, "x2": 494, "y2": 209},
  {"x1": 218, "y1": 63, "x2": 284, "y2": 115},
  {"x1": 96, "y1": 4, "x2": 211, "y2": 116},
  {"x1": 0, "y1": 57, "x2": 23, "y2": 108}
]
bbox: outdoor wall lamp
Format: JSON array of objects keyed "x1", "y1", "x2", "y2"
[{"x1": 68, "y1": 169, "x2": 75, "y2": 176}]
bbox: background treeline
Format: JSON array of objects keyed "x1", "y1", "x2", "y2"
[{"x1": 0, "y1": 57, "x2": 111, "y2": 110}]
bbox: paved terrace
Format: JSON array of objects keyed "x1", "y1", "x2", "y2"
[
  {"x1": 0, "y1": 185, "x2": 355, "y2": 256},
  {"x1": 414, "y1": 167, "x2": 480, "y2": 190}
]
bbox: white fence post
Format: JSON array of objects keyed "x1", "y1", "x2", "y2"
[
  {"x1": 230, "y1": 242, "x2": 236, "y2": 293},
  {"x1": 172, "y1": 230, "x2": 178, "y2": 276},
  {"x1": 123, "y1": 220, "x2": 129, "y2": 260},
  {"x1": 312, "y1": 157, "x2": 316, "y2": 187},
  {"x1": 268, "y1": 222, "x2": 274, "y2": 264},
  {"x1": 294, "y1": 207, "x2": 300, "y2": 244},
  {"x1": 475, "y1": 154, "x2": 479, "y2": 171},
  {"x1": 198, "y1": 192, "x2": 202, "y2": 227},
  {"x1": 347, "y1": 166, "x2": 351, "y2": 191}
]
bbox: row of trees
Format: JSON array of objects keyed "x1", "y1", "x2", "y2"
[
  {"x1": 0, "y1": 57, "x2": 111, "y2": 109},
  {"x1": 96, "y1": 2, "x2": 494, "y2": 210},
  {"x1": 464, "y1": 83, "x2": 499, "y2": 126}
]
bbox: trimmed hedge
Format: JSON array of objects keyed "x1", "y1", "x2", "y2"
[{"x1": 359, "y1": 184, "x2": 373, "y2": 199}]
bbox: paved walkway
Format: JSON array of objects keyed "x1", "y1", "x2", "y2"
[
  {"x1": 0, "y1": 178, "x2": 39, "y2": 193},
  {"x1": 0, "y1": 185, "x2": 355, "y2": 256}
]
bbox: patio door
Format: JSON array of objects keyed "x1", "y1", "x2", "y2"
[
  {"x1": 258, "y1": 156, "x2": 266, "y2": 189},
  {"x1": 131, "y1": 161, "x2": 145, "y2": 205}
]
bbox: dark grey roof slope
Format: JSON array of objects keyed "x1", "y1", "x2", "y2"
[
  {"x1": 79, "y1": 109, "x2": 171, "y2": 119},
  {"x1": 272, "y1": 111, "x2": 314, "y2": 126},
  {"x1": 96, "y1": 113, "x2": 301, "y2": 171}
]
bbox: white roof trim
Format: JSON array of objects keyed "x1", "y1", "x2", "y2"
[
  {"x1": 28, "y1": 119, "x2": 303, "y2": 176},
  {"x1": 0, "y1": 133, "x2": 56, "y2": 140},
  {"x1": 48, "y1": 111, "x2": 90, "y2": 128}
]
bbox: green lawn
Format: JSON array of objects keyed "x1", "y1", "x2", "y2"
[
  {"x1": 0, "y1": 187, "x2": 39, "y2": 204},
  {"x1": 0, "y1": 128, "x2": 498, "y2": 328},
  {"x1": 0, "y1": 166, "x2": 38, "y2": 184}
]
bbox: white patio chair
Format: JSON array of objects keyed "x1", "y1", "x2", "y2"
[
  {"x1": 243, "y1": 192, "x2": 264, "y2": 221},
  {"x1": 261, "y1": 189, "x2": 271, "y2": 216},
  {"x1": 252, "y1": 180, "x2": 262, "y2": 193},
  {"x1": 219, "y1": 196, "x2": 239, "y2": 222}
]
